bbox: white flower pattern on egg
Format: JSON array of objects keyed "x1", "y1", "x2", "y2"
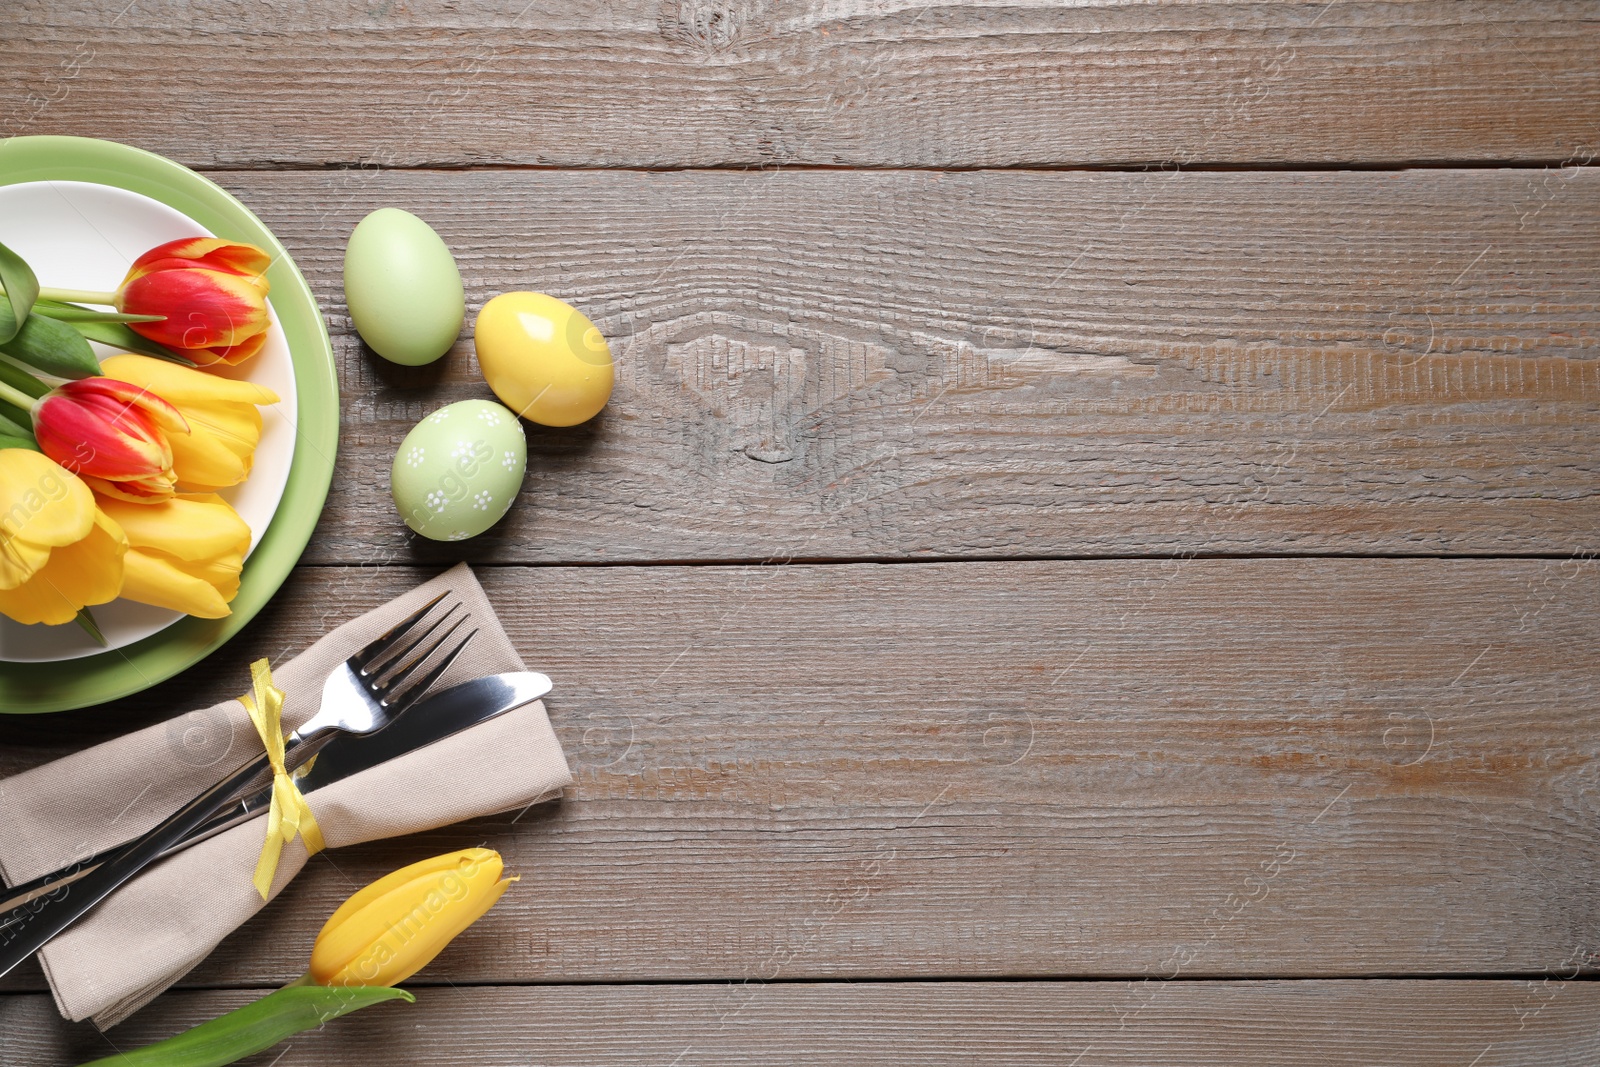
[
  {"x1": 424, "y1": 490, "x2": 447, "y2": 513},
  {"x1": 501, "y1": 451, "x2": 517, "y2": 471},
  {"x1": 405, "y1": 446, "x2": 425, "y2": 468},
  {"x1": 450, "y1": 442, "x2": 473, "y2": 461},
  {"x1": 471, "y1": 491, "x2": 494, "y2": 511},
  {"x1": 477, "y1": 409, "x2": 501, "y2": 425}
]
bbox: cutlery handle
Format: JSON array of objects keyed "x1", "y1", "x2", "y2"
[
  {"x1": 0, "y1": 732, "x2": 328, "y2": 976},
  {"x1": 0, "y1": 735, "x2": 337, "y2": 927},
  {"x1": 0, "y1": 794, "x2": 256, "y2": 918},
  {"x1": 0, "y1": 753, "x2": 269, "y2": 977},
  {"x1": 0, "y1": 733, "x2": 333, "y2": 924}
]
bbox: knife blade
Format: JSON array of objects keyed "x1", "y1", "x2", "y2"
[{"x1": 0, "y1": 670, "x2": 552, "y2": 933}]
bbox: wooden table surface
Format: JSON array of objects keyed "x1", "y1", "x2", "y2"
[{"x1": 4, "y1": 2, "x2": 1599, "y2": 1063}]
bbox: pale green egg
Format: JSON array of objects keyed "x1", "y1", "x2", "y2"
[
  {"x1": 344, "y1": 207, "x2": 465, "y2": 366},
  {"x1": 391, "y1": 400, "x2": 526, "y2": 541}
]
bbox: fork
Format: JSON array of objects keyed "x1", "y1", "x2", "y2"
[{"x1": 0, "y1": 593, "x2": 477, "y2": 977}]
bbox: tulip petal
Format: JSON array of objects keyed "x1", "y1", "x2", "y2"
[
  {"x1": 0, "y1": 509, "x2": 126, "y2": 625},
  {"x1": 170, "y1": 405, "x2": 263, "y2": 490},
  {"x1": 328, "y1": 874, "x2": 511, "y2": 988},
  {"x1": 0, "y1": 450, "x2": 93, "y2": 544},
  {"x1": 36, "y1": 393, "x2": 173, "y2": 473},
  {"x1": 0, "y1": 533, "x2": 50, "y2": 590},
  {"x1": 185, "y1": 331, "x2": 270, "y2": 367},
  {"x1": 118, "y1": 549, "x2": 231, "y2": 618},
  {"x1": 34, "y1": 411, "x2": 164, "y2": 479},
  {"x1": 81, "y1": 472, "x2": 181, "y2": 504},
  {"x1": 100, "y1": 492, "x2": 250, "y2": 559},
  {"x1": 100, "y1": 354, "x2": 280, "y2": 407},
  {"x1": 97, "y1": 494, "x2": 250, "y2": 618},
  {"x1": 116, "y1": 240, "x2": 273, "y2": 365},
  {"x1": 125, "y1": 238, "x2": 271, "y2": 289},
  {"x1": 0, "y1": 451, "x2": 95, "y2": 591}
]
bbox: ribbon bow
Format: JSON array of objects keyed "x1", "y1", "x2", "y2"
[{"x1": 239, "y1": 658, "x2": 325, "y2": 899}]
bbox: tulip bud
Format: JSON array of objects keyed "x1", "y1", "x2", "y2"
[
  {"x1": 32, "y1": 377, "x2": 189, "y2": 503},
  {"x1": 116, "y1": 238, "x2": 272, "y2": 366},
  {"x1": 309, "y1": 848, "x2": 515, "y2": 987}
]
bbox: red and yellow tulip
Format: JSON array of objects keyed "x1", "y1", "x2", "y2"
[
  {"x1": 30, "y1": 376, "x2": 188, "y2": 503},
  {"x1": 116, "y1": 238, "x2": 272, "y2": 366}
]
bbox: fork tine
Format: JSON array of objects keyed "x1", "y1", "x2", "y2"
[
  {"x1": 352, "y1": 592, "x2": 449, "y2": 674},
  {"x1": 362, "y1": 603, "x2": 462, "y2": 682},
  {"x1": 379, "y1": 624, "x2": 478, "y2": 710},
  {"x1": 374, "y1": 609, "x2": 466, "y2": 687},
  {"x1": 372, "y1": 611, "x2": 466, "y2": 691}
]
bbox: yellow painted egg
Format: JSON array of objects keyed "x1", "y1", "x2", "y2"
[{"x1": 473, "y1": 292, "x2": 614, "y2": 427}]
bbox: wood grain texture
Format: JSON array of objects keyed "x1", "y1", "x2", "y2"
[
  {"x1": 6, "y1": 980, "x2": 1599, "y2": 1066},
  {"x1": 7, "y1": 2, "x2": 1600, "y2": 167},
  {"x1": 189, "y1": 167, "x2": 1600, "y2": 565},
  {"x1": 2, "y1": 559, "x2": 1593, "y2": 990}
]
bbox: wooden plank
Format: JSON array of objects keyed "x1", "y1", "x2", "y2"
[
  {"x1": 5, "y1": 980, "x2": 1598, "y2": 1066},
  {"x1": 2, "y1": 559, "x2": 1594, "y2": 989},
  {"x1": 200, "y1": 167, "x2": 1600, "y2": 565},
  {"x1": 6, "y1": 2, "x2": 1599, "y2": 167}
]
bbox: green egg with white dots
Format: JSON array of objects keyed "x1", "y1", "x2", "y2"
[{"x1": 392, "y1": 399, "x2": 526, "y2": 541}]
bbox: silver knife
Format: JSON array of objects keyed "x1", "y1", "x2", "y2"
[{"x1": 0, "y1": 670, "x2": 551, "y2": 929}]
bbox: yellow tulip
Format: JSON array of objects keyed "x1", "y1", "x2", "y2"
[
  {"x1": 96, "y1": 493, "x2": 251, "y2": 619},
  {"x1": 309, "y1": 848, "x2": 515, "y2": 987},
  {"x1": 99, "y1": 354, "x2": 279, "y2": 492},
  {"x1": 0, "y1": 448, "x2": 127, "y2": 626}
]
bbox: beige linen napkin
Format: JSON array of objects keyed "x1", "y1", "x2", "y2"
[{"x1": 0, "y1": 563, "x2": 571, "y2": 1028}]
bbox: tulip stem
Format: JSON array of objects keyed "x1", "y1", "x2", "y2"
[
  {"x1": 0, "y1": 379, "x2": 39, "y2": 417},
  {"x1": 36, "y1": 286, "x2": 118, "y2": 306}
]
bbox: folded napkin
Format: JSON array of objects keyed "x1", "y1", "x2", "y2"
[{"x1": 0, "y1": 563, "x2": 571, "y2": 1028}]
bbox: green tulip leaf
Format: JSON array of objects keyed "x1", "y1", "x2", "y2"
[
  {"x1": 71, "y1": 319, "x2": 197, "y2": 365},
  {"x1": 76, "y1": 985, "x2": 415, "y2": 1067},
  {"x1": 0, "y1": 239, "x2": 40, "y2": 344},
  {"x1": 0, "y1": 433, "x2": 38, "y2": 452},
  {"x1": 74, "y1": 608, "x2": 106, "y2": 647},
  {"x1": 0, "y1": 360, "x2": 36, "y2": 428},
  {"x1": 0, "y1": 407, "x2": 31, "y2": 437},
  {"x1": 0, "y1": 295, "x2": 100, "y2": 378},
  {"x1": 0, "y1": 398, "x2": 29, "y2": 433},
  {"x1": 0, "y1": 354, "x2": 50, "y2": 400}
]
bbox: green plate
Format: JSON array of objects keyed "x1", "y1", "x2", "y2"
[{"x1": 0, "y1": 136, "x2": 337, "y2": 713}]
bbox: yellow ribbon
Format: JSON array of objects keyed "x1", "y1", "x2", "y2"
[{"x1": 238, "y1": 658, "x2": 325, "y2": 899}]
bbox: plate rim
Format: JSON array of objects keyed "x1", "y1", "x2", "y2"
[{"x1": 0, "y1": 136, "x2": 338, "y2": 713}]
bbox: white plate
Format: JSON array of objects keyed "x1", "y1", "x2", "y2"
[{"x1": 0, "y1": 181, "x2": 296, "y2": 662}]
